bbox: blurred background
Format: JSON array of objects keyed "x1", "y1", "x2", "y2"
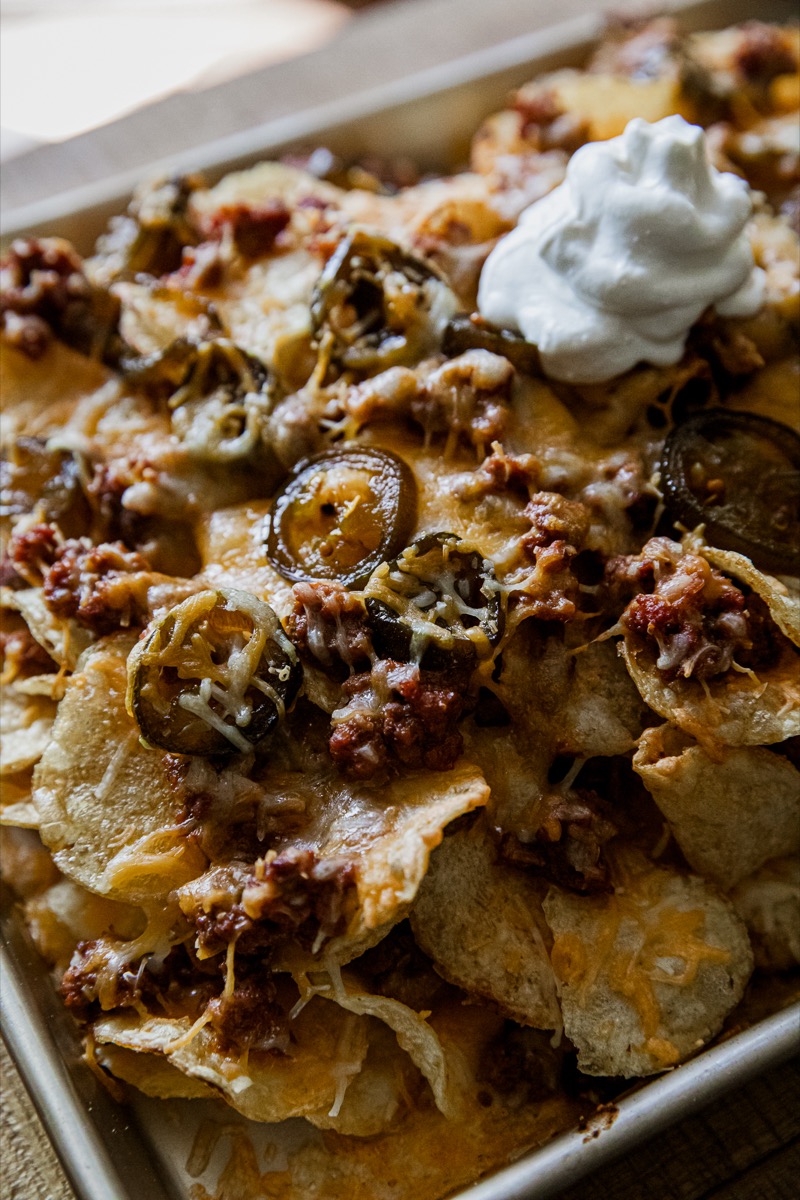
[
  {"x1": 0, "y1": 1, "x2": 606, "y2": 219},
  {"x1": 1, "y1": 0, "x2": 375, "y2": 160}
]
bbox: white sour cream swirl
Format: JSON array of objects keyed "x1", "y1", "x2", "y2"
[{"x1": 477, "y1": 115, "x2": 765, "y2": 383}]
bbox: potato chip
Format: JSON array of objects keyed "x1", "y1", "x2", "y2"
[
  {"x1": 94, "y1": 1044, "x2": 217, "y2": 1101},
  {"x1": 269, "y1": 763, "x2": 489, "y2": 969},
  {"x1": 730, "y1": 857, "x2": 800, "y2": 971},
  {"x1": 701, "y1": 544, "x2": 800, "y2": 646},
  {"x1": 190, "y1": 1002, "x2": 582, "y2": 1200},
  {"x1": 312, "y1": 969, "x2": 461, "y2": 1118},
  {"x1": 0, "y1": 826, "x2": 60, "y2": 898},
  {"x1": 411, "y1": 819, "x2": 560, "y2": 1030},
  {"x1": 0, "y1": 678, "x2": 57, "y2": 775},
  {"x1": 633, "y1": 726, "x2": 800, "y2": 888},
  {"x1": 0, "y1": 340, "x2": 113, "y2": 441},
  {"x1": 543, "y1": 852, "x2": 753, "y2": 1077},
  {"x1": 32, "y1": 632, "x2": 206, "y2": 901},
  {"x1": 306, "y1": 1022, "x2": 411, "y2": 1137},
  {"x1": 1, "y1": 586, "x2": 91, "y2": 671},
  {"x1": 25, "y1": 877, "x2": 145, "y2": 970},
  {"x1": 0, "y1": 772, "x2": 39, "y2": 828},
  {"x1": 94, "y1": 994, "x2": 370, "y2": 1124},
  {"x1": 621, "y1": 637, "x2": 800, "y2": 747}
]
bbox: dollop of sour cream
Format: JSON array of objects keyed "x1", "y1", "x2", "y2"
[{"x1": 477, "y1": 115, "x2": 765, "y2": 384}]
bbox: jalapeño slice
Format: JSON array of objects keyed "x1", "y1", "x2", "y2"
[
  {"x1": 265, "y1": 446, "x2": 417, "y2": 588},
  {"x1": 443, "y1": 314, "x2": 540, "y2": 375},
  {"x1": 310, "y1": 230, "x2": 457, "y2": 371},
  {"x1": 660, "y1": 409, "x2": 800, "y2": 575},
  {"x1": 127, "y1": 588, "x2": 301, "y2": 756},
  {"x1": 364, "y1": 531, "x2": 504, "y2": 670}
]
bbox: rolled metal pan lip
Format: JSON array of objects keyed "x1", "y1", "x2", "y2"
[
  {"x1": 0, "y1": 891, "x2": 176, "y2": 1200},
  {"x1": 464, "y1": 1002, "x2": 800, "y2": 1200},
  {"x1": 4, "y1": 888, "x2": 799, "y2": 1200}
]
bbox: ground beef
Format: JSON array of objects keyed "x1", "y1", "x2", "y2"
[
  {"x1": 0, "y1": 237, "x2": 107, "y2": 359},
  {"x1": 478, "y1": 1023, "x2": 563, "y2": 1105},
  {"x1": 206, "y1": 971, "x2": 289, "y2": 1055},
  {"x1": 522, "y1": 492, "x2": 590, "y2": 553},
  {"x1": 455, "y1": 445, "x2": 540, "y2": 502},
  {"x1": 413, "y1": 350, "x2": 513, "y2": 453},
  {"x1": 200, "y1": 201, "x2": 291, "y2": 259},
  {"x1": 185, "y1": 849, "x2": 357, "y2": 959},
  {"x1": 285, "y1": 580, "x2": 372, "y2": 674},
  {"x1": 515, "y1": 538, "x2": 582, "y2": 623},
  {"x1": 500, "y1": 789, "x2": 617, "y2": 894},
  {"x1": 619, "y1": 538, "x2": 776, "y2": 682},
  {"x1": 329, "y1": 660, "x2": 466, "y2": 780},
  {"x1": 734, "y1": 22, "x2": 797, "y2": 85},
  {"x1": 43, "y1": 538, "x2": 152, "y2": 634},
  {"x1": 601, "y1": 554, "x2": 657, "y2": 614},
  {"x1": 60, "y1": 941, "x2": 220, "y2": 1021},
  {"x1": 1, "y1": 523, "x2": 63, "y2": 588}
]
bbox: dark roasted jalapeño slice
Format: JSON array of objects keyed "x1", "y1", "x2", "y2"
[
  {"x1": 310, "y1": 230, "x2": 457, "y2": 371},
  {"x1": 364, "y1": 531, "x2": 504, "y2": 670},
  {"x1": 660, "y1": 409, "x2": 800, "y2": 575},
  {"x1": 443, "y1": 313, "x2": 540, "y2": 375},
  {"x1": 265, "y1": 446, "x2": 417, "y2": 588},
  {"x1": 127, "y1": 588, "x2": 301, "y2": 756}
]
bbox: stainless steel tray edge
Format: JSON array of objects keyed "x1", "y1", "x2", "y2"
[
  {"x1": 2, "y1": 0, "x2": 793, "y2": 249},
  {"x1": 465, "y1": 1004, "x2": 800, "y2": 1199},
  {"x1": 0, "y1": 894, "x2": 176, "y2": 1200}
]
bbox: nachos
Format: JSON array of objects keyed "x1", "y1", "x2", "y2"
[{"x1": 1, "y1": 13, "x2": 799, "y2": 1199}]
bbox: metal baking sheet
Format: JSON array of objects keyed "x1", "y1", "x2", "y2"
[{"x1": 2, "y1": 0, "x2": 799, "y2": 1196}]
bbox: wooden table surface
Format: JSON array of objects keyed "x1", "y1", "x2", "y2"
[{"x1": 2, "y1": 2, "x2": 799, "y2": 1197}]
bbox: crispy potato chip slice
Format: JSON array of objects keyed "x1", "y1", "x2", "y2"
[
  {"x1": 730, "y1": 857, "x2": 800, "y2": 971},
  {"x1": 189, "y1": 1003, "x2": 582, "y2": 1200},
  {"x1": 701, "y1": 545, "x2": 800, "y2": 646},
  {"x1": 309, "y1": 969, "x2": 462, "y2": 1119},
  {"x1": 0, "y1": 341, "x2": 113, "y2": 441},
  {"x1": 497, "y1": 627, "x2": 647, "y2": 759},
  {"x1": 472, "y1": 630, "x2": 648, "y2": 834},
  {"x1": 24, "y1": 878, "x2": 145, "y2": 970},
  {"x1": 94, "y1": 995, "x2": 370, "y2": 1124},
  {"x1": 306, "y1": 1022, "x2": 412, "y2": 1137},
  {"x1": 543, "y1": 852, "x2": 753, "y2": 1077},
  {"x1": 0, "y1": 677, "x2": 57, "y2": 776},
  {"x1": 0, "y1": 826, "x2": 61, "y2": 898},
  {"x1": 1, "y1": 587, "x2": 92, "y2": 671},
  {"x1": 621, "y1": 637, "x2": 800, "y2": 747},
  {"x1": 0, "y1": 772, "x2": 39, "y2": 828},
  {"x1": 268, "y1": 763, "x2": 490, "y2": 969},
  {"x1": 633, "y1": 726, "x2": 800, "y2": 889},
  {"x1": 32, "y1": 632, "x2": 206, "y2": 901},
  {"x1": 94, "y1": 1044, "x2": 217, "y2": 1101},
  {"x1": 559, "y1": 638, "x2": 651, "y2": 757},
  {"x1": 410, "y1": 819, "x2": 560, "y2": 1030}
]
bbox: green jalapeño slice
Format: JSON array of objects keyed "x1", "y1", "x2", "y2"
[
  {"x1": 265, "y1": 446, "x2": 417, "y2": 588},
  {"x1": 364, "y1": 531, "x2": 504, "y2": 670},
  {"x1": 127, "y1": 588, "x2": 301, "y2": 756}
]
